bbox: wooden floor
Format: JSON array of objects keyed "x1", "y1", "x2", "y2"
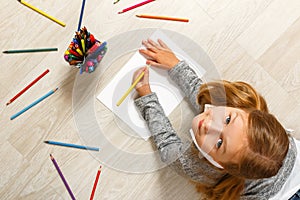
[{"x1": 1, "y1": 0, "x2": 300, "y2": 199}]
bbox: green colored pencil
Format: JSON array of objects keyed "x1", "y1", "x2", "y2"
[{"x1": 3, "y1": 48, "x2": 58, "y2": 54}]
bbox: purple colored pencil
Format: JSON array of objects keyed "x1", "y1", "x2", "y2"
[{"x1": 50, "y1": 154, "x2": 76, "y2": 200}]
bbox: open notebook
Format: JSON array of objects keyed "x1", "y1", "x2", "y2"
[{"x1": 97, "y1": 30, "x2": 205, "y2": 140}]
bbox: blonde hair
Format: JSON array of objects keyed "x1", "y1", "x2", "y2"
[{"x1": 194, "y1": 80, "x2": 289, "y2": 200}]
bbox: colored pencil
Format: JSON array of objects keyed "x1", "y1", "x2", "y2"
[
  {"x1": 3, "y1": 48, "x2": 58, "y2": 54},
  {"x1": 118, "y1": 0, "x2": 155, "y2": 14},
  {"x1": 90, "y1": 166, "x2": 102, "y2": 200},
  {"x1": 77, "y1": 0, "x2": 86, "y2": 31},
  {"x1": 6, "y1": 69, "x2": 50, "y2": 106},
  {"x1": 116, "y1": 70, "x2": 145, "y2": 106},
  {"x1": 50, "y1": 154, "x2": 76, "y2": 200},
  {"x1": 44, "y1": 141, "x2": 100, "y2": 151},
  {"x1": 17, "y1": 0, "x2": 66, "y2": 27},
  {"x1": 136, "y1": 14, "x2": 189, "y2": 22},
  {"x1": 10, "y1": 88, "x2": 58, "y2": 120}
]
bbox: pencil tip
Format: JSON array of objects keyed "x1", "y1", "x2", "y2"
[
  {"x1": 6, "y1": 102, "x2": 10, "y2": 106},
  {"x1": 118, "y1": 11, "x2": 123, "y2": 14},
  {"x1": 3, "y1": 51, "x2": 8, "y2": 53},
  {"x1": 44, "y1": 141, "x2": 49, "y2": 143}
]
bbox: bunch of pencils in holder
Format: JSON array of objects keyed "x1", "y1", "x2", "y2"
[{"x1": 64, "y1": 27, "x2": 107, "y2": 74}]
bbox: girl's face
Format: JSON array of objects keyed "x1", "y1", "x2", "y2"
[{"x1": 192, "y1": 106, "x2": 249, "y2": 165}]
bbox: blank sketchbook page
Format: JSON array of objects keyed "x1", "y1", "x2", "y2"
[{"x1": 97, "y1": 30, "x2": 205, "y2": 140}]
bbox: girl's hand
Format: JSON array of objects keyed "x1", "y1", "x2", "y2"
[
  {"x1": 133, "y1": 66, "x2": 152, "y2": 97},
  {"x1": 139, "y1": 39, "x2": 180, "y2": 70}
]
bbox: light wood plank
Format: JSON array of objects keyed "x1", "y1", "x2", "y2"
[
  {"x1": 1, "y1": 0, "x2": 300, "y2": 199},
  {"x1": 237, "y1": 0, "x2": 300, "y2": 59}
]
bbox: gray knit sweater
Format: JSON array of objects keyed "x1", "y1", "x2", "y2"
[{"x1": 134, "y1": 61, "x2": 297, "y2": 199}]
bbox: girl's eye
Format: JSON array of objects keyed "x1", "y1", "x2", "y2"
[
  {"x1": 225, "y1": 115, "x2": 231, "y2": 125},
  {"x1": 216, "y1": 138, "x2": 223, "y2": 149}
]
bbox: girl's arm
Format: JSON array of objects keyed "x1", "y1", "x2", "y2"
[
  {"x1": 139, "y1": 39, "x2": 203, "y2": 111},
  {"x1": 168, "y1": 60, "x2": 202, "y2": 111},
  {"x1": 133, "y1": 56, "x2": 223, "y2": 184},
  {"x1": 135, "y1": 92, "x2": 183, "y2": 163},
  {"x1": 134, "y1": 92, "x2": 225, "y2": 184}
]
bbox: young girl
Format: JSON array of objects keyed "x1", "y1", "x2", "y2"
[{"x1": 132, "y1": 39, "x2": 300, "y2": 200}]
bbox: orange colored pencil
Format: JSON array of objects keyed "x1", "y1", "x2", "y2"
[
  {"x1": 90, "y1": 165, "x2": 102, "y2": 200},
  {"x1": 136, "y1": 14, "x2": 189, "y2": 22}
]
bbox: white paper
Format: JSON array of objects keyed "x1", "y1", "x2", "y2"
[{"x1": 97, "y1": 30, "x2": 206, "y2": 140}]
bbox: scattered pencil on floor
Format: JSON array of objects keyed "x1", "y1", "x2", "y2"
[
  {"x1": 44, "y1": 140, "x2": 100, "y2": 151},
  {"x1": 136, "y1": 14, "x2": 189, "y2": 22},
  {"x1": 10, "y1": 88, "x2": 58, "y2": 120},
  {"x1": 118, "y1": 0, "x2": 155, "y2": 14},
  {"x1": 90, "y1": 165, "x2": 102, "y2": 200},
  {"x1": 17, "y1": 0, "x2": 66, "y2": 27},
  {"x1": 3, "y1": 48, "x2": 58, "y2": 54},
  {"x1": 50, "y1": 154, "x2": 76, "y2": 200},
  {"x1": 6, "y1": 69, "x2": 50, "y2": 106}
]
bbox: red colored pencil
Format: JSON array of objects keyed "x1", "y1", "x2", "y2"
[
  {"x1": 6, "y1": 69, "x2": 50, "y2": 106},
  {"x1": 90, "y1": 165, "x2": 102, "y2": 200},
  {"x1": 118, "y1": 0, "x2": 155, "y2": 14}
]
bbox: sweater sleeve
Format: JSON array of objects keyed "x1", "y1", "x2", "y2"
[
  {"x1": 134, "y1": 92, "x2": 182, "y2": 163},
  {"x1": 134, "y1": 60, "x2": 225, "y2": 184},
  {"x1": 134, "y1": 92, "x2": 225, "y2": 185},
  {"x1": 168, "y1": 60, "x2": 203, "y2": 111}
]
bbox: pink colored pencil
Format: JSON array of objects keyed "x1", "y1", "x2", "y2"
[
  {"x1": 118, "y1": 0, "x2": 155, "y2": 14},
  {"x1": 90, "y1": 165, "x2": 102, "y2": 200},
  {"x1": 6, "y1": 69, "x2": 50, "y2": 106}
]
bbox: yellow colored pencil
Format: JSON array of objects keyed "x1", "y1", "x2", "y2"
[
  {"x1": 17, "y1": 0, "x2": 66, "y2": 27},
  {"x1": 116, "y1": 70, "x2": 145, "y2": 106}
]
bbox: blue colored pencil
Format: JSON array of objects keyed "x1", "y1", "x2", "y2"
[
  {"x1": 77, "y1": 0, "x2": 86, "y2": 31},
  {"x1": 44, "y1": 141, "x2": 100, "y2": 151},
  {"x1": 10, "y1": 88, "x2": 58, "y2": 120}
]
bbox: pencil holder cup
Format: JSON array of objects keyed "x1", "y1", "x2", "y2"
[
  {"x1": 64, "y1": 27, "x2": 107, "y2": 74},
  {"x1": 78, "y1": 41, "x2": 107, "y2": 74}
]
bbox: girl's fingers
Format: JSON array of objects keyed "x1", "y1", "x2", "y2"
[
  {"x1": 147, "y1": 39, "x2": 161, "y2": 49},
  {"x1": 157, "y1": 39, "x2": 170, "y2": 50},
  {"x1": 146, "y1": 60, "x2": 169, "y2": 70},
  {"x1": 143, "y1": 67, "x2": 149, "y2": 82},
  {"x1": 139, "y1": 49, "x2": 156, "y2": 60}
]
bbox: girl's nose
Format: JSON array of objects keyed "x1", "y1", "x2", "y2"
[{"x1": 204, "y1": 120, "x2": 223, "y2": 135}]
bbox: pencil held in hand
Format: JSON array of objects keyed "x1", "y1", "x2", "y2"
[{"x1": 116, "y1": 70, "x2": 145, "y2": 106}]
